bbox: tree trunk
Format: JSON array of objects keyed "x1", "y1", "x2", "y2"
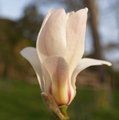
[
  {"x1": 84, "y1": 0, "x2": 105, "y2": 83},
  {"x1": 84, "y1": 0, "x2": 102, "y2": 59}
]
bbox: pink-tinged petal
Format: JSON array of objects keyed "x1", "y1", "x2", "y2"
[
  {"x1": 41, "y1": 64, "x2": 52, "y2": 94},
  {"x1": 66, "y1": 8, "x2": 88, "y2": 74},
  {"x1": 43, "y1": 56, "x2": 71, "y2": 105},
  {"x1": 38, "y1": 9, "x2": 54, "y2": 41},
  {"x1": 72, "y1": 58, "x2": 112, "y2": 89},
  {"x1": 37, "y1": 9, "x2": 67, "y2": 61},
  {"x1": 20, "y1": 47, "x2": 44, "y2": 91}
]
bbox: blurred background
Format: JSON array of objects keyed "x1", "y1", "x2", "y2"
[{"x1": 0, "y1": 0, "x2": 119, "y2": 119}]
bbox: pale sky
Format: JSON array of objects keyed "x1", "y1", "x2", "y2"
[{"x1": 0, "y1": 0, "x2": 33, "y2": 20}]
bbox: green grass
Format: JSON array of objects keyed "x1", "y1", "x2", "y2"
[
  {"x1": 0, "y1": 79, "x2": 52, "y2": 120},
  {"x1": 0, "y1": 79, "x2": 119, "y2": 120}
]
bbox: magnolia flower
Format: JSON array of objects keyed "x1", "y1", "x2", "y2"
[{"x1": 20, "y1": 8, "x2": 111, "y2": 107}]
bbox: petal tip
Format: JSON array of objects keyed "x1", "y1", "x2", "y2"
[
  {"x1": 20, "y1": 48, "x2": 26, "y2": 57},
  {"x1": 54, "y1": 8, "x2": 66, "y2": 14},
  {"x1": 76, "y1": 7, "x2": 88, "y2": 14},
  {"x1": 107, "y1": 62, "x2": 112, "y2": 66},
  {"x1": 20, "y1": 47, "x2": 29, "y2": 56},
  {"x1": 20, "y1": 47, "x2": 36, "y2": 58},
  {"x1": 102, "y1": 61, "x2": 112, "y2": 66},
  {"x1": 84, "y1": 7, "x2": 88, "y2": 12}
]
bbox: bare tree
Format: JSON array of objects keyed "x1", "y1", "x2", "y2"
[{"x1": 83, "y1": 0, "x2": 102, "y2": 59}]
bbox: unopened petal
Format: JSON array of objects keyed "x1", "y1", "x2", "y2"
[
  {"x1": 43, "y1": 56, "x2": 71, "y2": 105},
  {"x1": 41, "y1": 64, "x2": 52, "y2": 94},
  {"x1": 37, "y1": 9, "x2": 67, "y2": 61},
  {"x1": 20, "y1": 47, "x2": 44, "y2": 91},
  {"x1": 66, "y1": 8, "x2": 88, "y2": 74},
  {"x1": 71, "y1": 58, "x2": 112, "y2": 89},
  {"x1": 38, "y1": 9, "x2": 54, "y2": 37}
]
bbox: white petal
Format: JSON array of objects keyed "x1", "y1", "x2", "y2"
[
  {"x1": 43, "y1": 56, "x2": 72, "y2": 105},
  {"x1": 71, "y1": 58, "x2": 112, "y2": 89},
  {"x1": 37, "y1": 9, "x2": 54, "y2": 41},
  {"x1": 66, "y1": 8, "x2": 88, "y2": 74},
  {"x1": 20, "y1": 47, "x2": 44, "y2": 91},
  {"x1": 41, "y1": 65, "x2": 52, "y2": 94},
  {"x1": 37, "y1": 9, "x2": 67, "y2": 61}
]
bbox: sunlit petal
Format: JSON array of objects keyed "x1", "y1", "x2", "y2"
[
  {"x1": 38, "y1": 9, "x2": 54, "y2": 35},
  {"x1": 72, "y1": 58, "x2": 112, "y2": 89},
  {"x1": 20, "y1": 47, "x2": 44, "y2": 91},
  {"x1": 66, "y1": 8, "x2": 88, "y2": 74},
  {"x1": 43, "y1": 56, "x2": 70, "y2": 105},
  {"x1": 37, "y1": 9, "x2": 67, "y2": 61}
]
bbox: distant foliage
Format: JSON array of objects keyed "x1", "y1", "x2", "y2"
[{"x1": 0, "y1": 4, "x2": 43, "y2": 80}]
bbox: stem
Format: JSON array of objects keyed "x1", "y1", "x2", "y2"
[
  {"x1": 59, "y1": 105, "x2": 70, "y2": 120},
  {"x1": 41, "y1": 93, "x2": 70, "y2": 120}
]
